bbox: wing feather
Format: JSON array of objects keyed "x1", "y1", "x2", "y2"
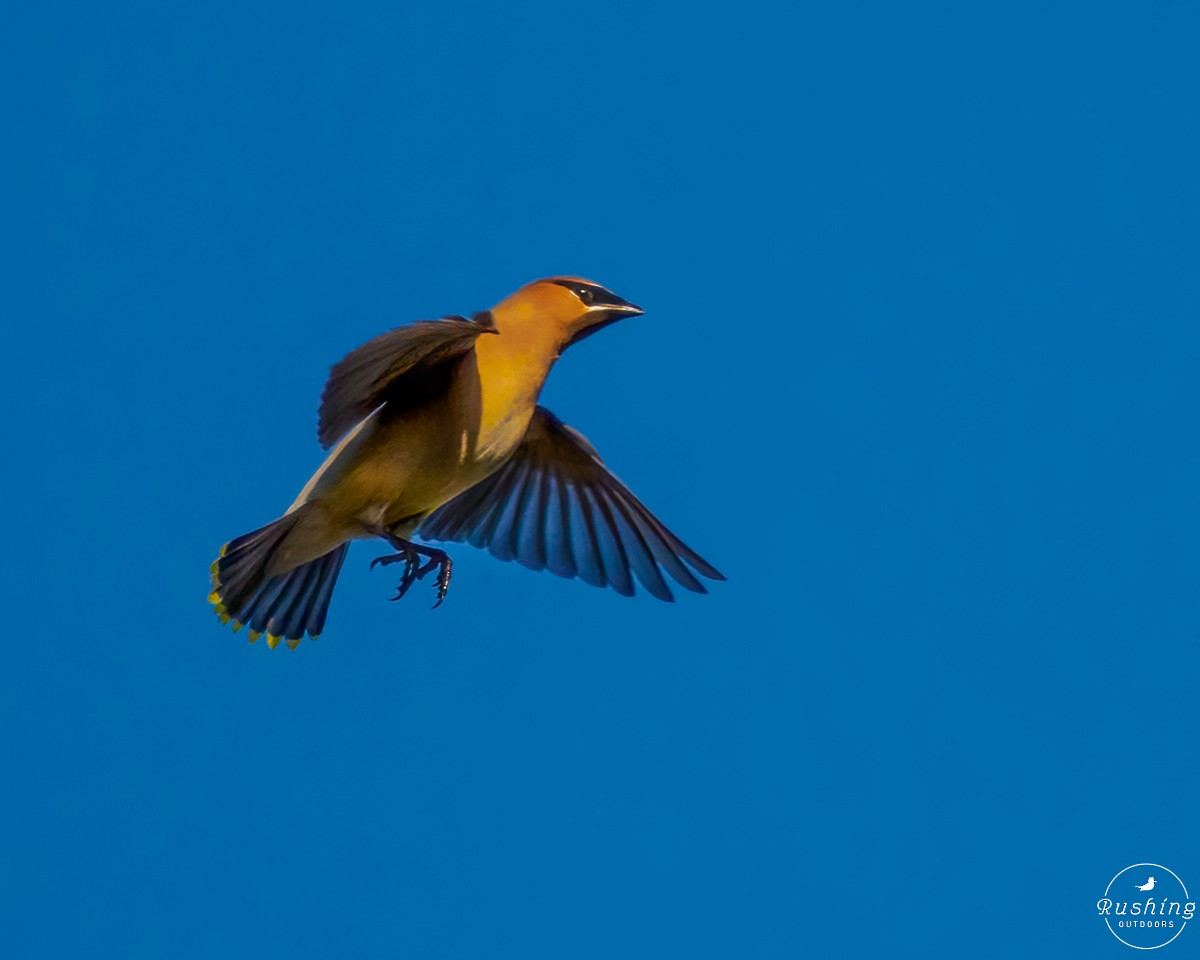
[
  {"x1": 318, "y1": 315, "x2": 496, "y2": 448},
  {"x1": 568, "y1": 481, "x2": 608, "y2": 589},
  {"x1": 418, "y1": 407, "x2": 723, "y2": 601}
]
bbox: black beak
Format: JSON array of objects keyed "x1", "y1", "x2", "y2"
[
  {"x1": 592, "y1": 296, "x2": 643, "y2": 317},
  {"x1": 565, "y1": 299, "x2": 644, "y2": 349}
]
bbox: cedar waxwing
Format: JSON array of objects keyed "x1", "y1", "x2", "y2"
[{"x1": 209, "y1": 277, "x2": 724, "y2": 649}]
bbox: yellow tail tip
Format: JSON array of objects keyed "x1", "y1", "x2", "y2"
[
  {"x1": 248, "y1": 629, "x2": 261, "y2": 644},
  {"x1": 266, "y1": 634, "x2": 280, "y2": 649},
  {"x1": 285, "y1": 637, "x2": 301, "y2": 651},
  {"x1": 210, "y1": 545, "x2": 228, "y2": 580}
]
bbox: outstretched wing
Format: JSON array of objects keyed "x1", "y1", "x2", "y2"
[
  {"x1": 418, "y1": 406, "x2": 724, "y2": 601},
  {"x1": 318, "y1": 313, "x2": 496, "y2": 448}
]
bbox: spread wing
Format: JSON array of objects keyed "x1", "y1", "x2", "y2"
[
  {"x1": 418, "y1": 406, "x2": 725, "y2": 601},
  {"x1": 318, "y1": 314, "x2": 496, "y2": 448}
]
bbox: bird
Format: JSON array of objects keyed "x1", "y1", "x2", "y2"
[
  {"x1": 209, "y1": 277, "x2": 725, "y2": 650},
  {"x1": 1136, "y1": 877, "x2": 1156, "y2": 892}
]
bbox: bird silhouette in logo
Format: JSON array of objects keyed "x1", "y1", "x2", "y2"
[{"x1": 1136, "y1": 877, "x2": 1156, "y2": 892}]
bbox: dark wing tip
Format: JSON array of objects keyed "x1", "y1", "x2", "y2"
[{"x1": 641, "y1": 581, "x2": 677, "y2": 602}]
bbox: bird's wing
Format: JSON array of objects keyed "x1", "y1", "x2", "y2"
[
  {"x1": 317, "y1": 314, "x2": 497, "y2": 448},
  {"x1": 418, "y1": 406, "x2": 725, "y2": 601}
]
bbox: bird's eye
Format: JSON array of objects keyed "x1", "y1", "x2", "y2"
[{"x1": 550, "y1": 278, "x2": 606, "y2": 307}]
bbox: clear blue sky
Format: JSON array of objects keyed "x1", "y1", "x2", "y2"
[{"x1": 2, "y1": 3, "x2": 1198, "y2": 957}]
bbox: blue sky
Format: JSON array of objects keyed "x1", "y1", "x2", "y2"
[{"x1": 2, "y1": 3, "x2": 1198, "y2": 957}]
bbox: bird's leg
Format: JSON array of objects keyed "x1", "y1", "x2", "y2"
[{"x1": 372, "y1": 531, "x2": 453, "y2": 608}]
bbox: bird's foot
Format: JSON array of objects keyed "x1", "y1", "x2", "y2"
[
  {"x1": 370, "y1": 546, "x2": 421, "y2": 601},
  {"x1": 373, "y1": 536, "x2": 452, "y2": 608}
]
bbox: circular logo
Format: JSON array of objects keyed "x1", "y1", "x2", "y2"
[{"x1": 1097, "y1": 863, "x2": 1193, "y2": 950}]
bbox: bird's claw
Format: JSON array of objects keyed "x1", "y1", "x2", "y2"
[
  {"x1": 372, "y1": 548, "x2": 420, "y2": 601},
  {"x1": 430, "y1": 556, "x2": 452, "y2": 609},
  {"x1": 370, "y1": 553, "x2": 407, "y2": 571},
  {"x1": 373, "y1": 541, "x2": 452, "y2": 608},
  {"x1": 389, "y1": 565, "x2": 419, "y2": 602}
]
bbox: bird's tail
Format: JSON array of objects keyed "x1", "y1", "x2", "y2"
[{"x1": 209, "y1": 509, "x2": 348, "y2": 650}]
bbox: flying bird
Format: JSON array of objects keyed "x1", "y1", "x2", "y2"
[
  {"x1": 209, "y1": 277, "x2": 724, "y2": 649},
  {"x1": 1136, "y1": 877, "x2": 1156, "y2": 892}
]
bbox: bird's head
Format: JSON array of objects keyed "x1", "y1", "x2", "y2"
[{"x1": 488, "y1": 276, "x2": 644, "y2": 352}]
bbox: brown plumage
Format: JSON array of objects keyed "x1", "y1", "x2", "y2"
[{"x1": 208, "y1": 277, "x2": 724, "y2": 649}]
